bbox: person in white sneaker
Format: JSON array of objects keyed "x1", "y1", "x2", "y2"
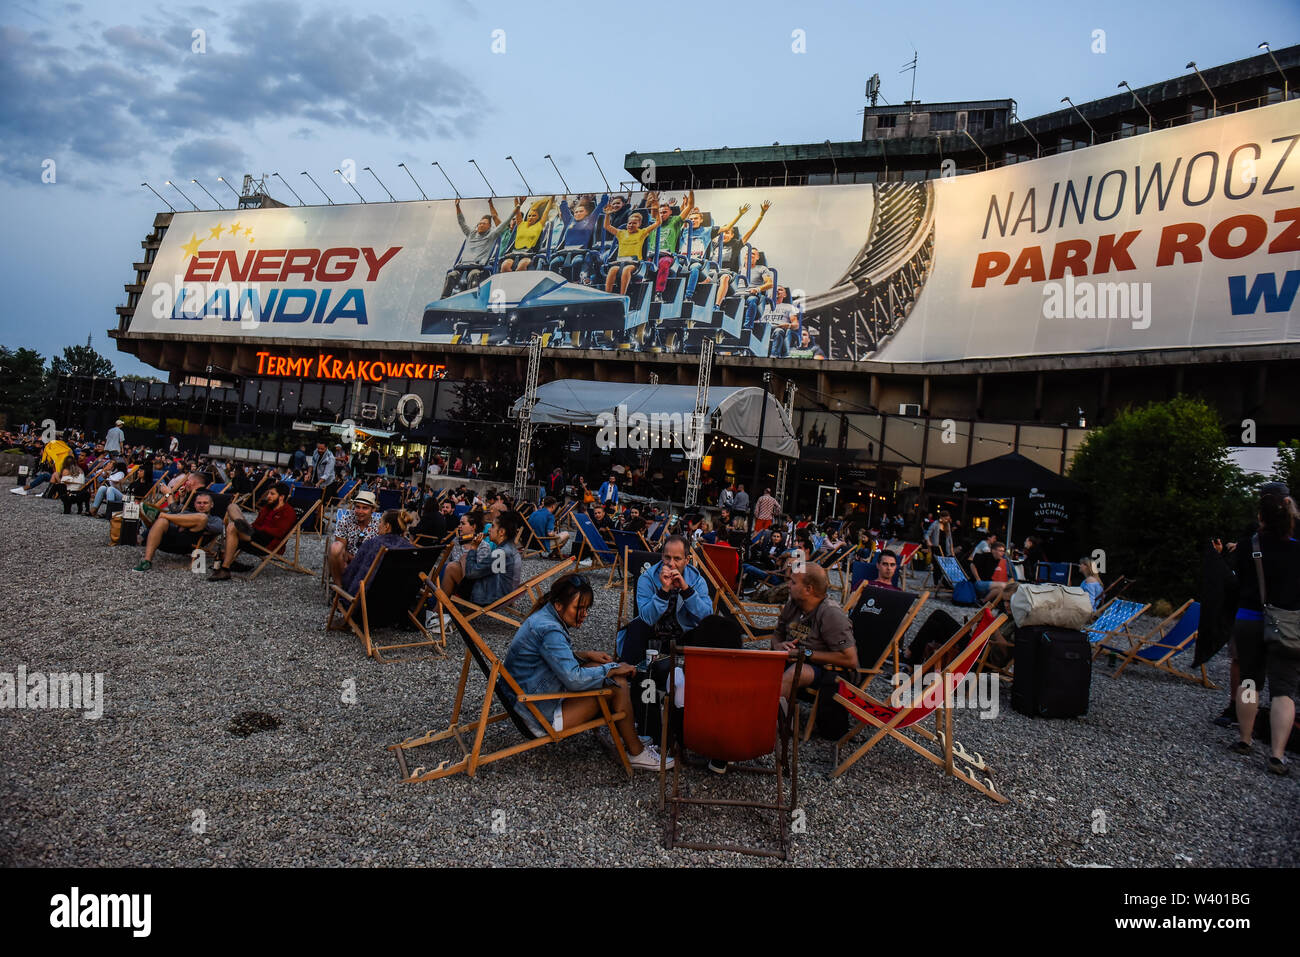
[{"x1": 502, "y1": 574, "x2": 672, "y2": 771}]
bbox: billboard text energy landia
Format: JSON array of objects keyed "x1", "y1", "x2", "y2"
[{"x1": 131, "y1": 100, "x2": 1299, "y2": 363}]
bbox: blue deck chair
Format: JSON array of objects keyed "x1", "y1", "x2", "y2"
[
  {"x1": 1086, "y1": 598, "x2": 1151, "y2": 647},
  {"x1": 607, "y1": 529, "x2": 651, "y2": 589},
  {"x1": 376, "y1": 488, "x2": 402, "y2": 511},
  {"x1": 1099, "y1": 601, "x2": 1212, "y2": 687},
  {"x1": 573, "y1": 511, "x2": 617, "y2": 570},
  {"x1": 935, "y1": 555, "x2": 978, "y2": 605},
  {"x1": 1035, "y1": 561, "x2": 1073, "y2": 585}
]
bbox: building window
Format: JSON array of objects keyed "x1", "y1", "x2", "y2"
[
  {"x1": 807, "y1": 172, "x2": 833, "y2": 185},
  {"x1": 930, "y1": 111, "x2": 955, "y2": 131},
  {"x1": 876, "y1": 114, "x2": 897, "y2": 129}
]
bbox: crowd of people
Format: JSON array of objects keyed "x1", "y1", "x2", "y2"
[{"x1": 7, "y1": 422, "x2": 1295, "y2": 780}]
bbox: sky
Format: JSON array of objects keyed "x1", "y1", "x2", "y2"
[{"x1": 1, "y1": 0, "x2": 1296, "y2": 378}]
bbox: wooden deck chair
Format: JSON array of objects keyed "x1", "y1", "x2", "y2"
[
  {"x1": 974, "y1": 607, "x2": 1017, "y2": 678},
  {"x1": 376, "y1": 487, "x2": 402, "y2": 511},
  {"x1": 1085, "y1": 598, "x2": 1151, "y2": 649},
  {"x1": 286, "y1": 484, "x2": 324, "y2": 535},
  {"x1": 553, "y1": 500, "x2": 578, "y2": 528},
  {"x1": 248, "y1": 496, "x2": 322, "y2": 578},
  {"x1": 645, "y1": 521, "x2": 665, "y2": 548},
  {"x1": 572, "y1": 512, "x2": 618, "y2": 571},
  {"x1": 692, "y1": 542, "x2": 782, "y2": 644},
  {"x1": 894, "y1": 542, "x2": 922, "y2": 588},
  {"x1": 233, "y1": 469, "x2": 270, "y2": 509},
  {"x1": 519, "y1": 512, "x2": 561, "y2": 558},
  {"x1": 801, "y1": 586, "x2": 931, "y2": 741},
  {"x1": 437, "y1": 555, "x2": 578, "y2": 630},
  {"x1": 387, "y1": 587, "x2": 632, "y2": 784},
  {"x1": 662, "y1": 647, "x2": 801, "y2": 860},
  {"x1": 616, "y1": 549, "x2": 661, "y2": 633},
  {"x1": 1099, "y1": 575, "x2": 1134, "y2": 604},
  {"x1": 1098, "y1": 600, "x2": 1212, "y2": 687},
  {"x1": 327, "y1": 544, "x2": 447, "y2": 662},
  {"x1": 607, "y1": 529, "x2": 652, "y2": 588},
  {"x1": 830, "y1": 610, "x2": 1010, "y2": 803}
]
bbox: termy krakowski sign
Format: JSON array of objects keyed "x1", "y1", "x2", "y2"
[{"x1": 131, "y1": 99, "x2": 1298, "y2": 363}]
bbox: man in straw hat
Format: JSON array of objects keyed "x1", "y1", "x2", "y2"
[{"x1": 327, "y1": 489, "x2": 379, "y2": 585}]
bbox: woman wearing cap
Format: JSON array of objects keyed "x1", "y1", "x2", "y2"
[
  {"x1": 328, "y1": 490, "x2": 379, "y2": 585},
  {"x1": 501, "y1": 574, "x2": 672, "y2": 771}
]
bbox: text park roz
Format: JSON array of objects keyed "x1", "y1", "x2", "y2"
[
  {"x1": 972, "y1": 207, "x2": 1300, "y2": 287},
  {"x1": 184, "y1": 247, "x2": 402, "y2": 284}
]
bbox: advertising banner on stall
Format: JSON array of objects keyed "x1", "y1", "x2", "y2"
[{"x1": 130, "y1": 100, "x2": 1299, "y2": 362}]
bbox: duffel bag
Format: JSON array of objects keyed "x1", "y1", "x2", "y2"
[{"x1": 1009, "y1": 583, "x2": 1094, "y2": 630}]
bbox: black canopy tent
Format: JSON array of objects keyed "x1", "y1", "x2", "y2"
[{"x1": 923, "y1": 452, "x2": 1086, "y2": 550}]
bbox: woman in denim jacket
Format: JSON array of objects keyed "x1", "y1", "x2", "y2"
[{"x1": 502, "y1": 575, "x2": 672, "y2": 771}]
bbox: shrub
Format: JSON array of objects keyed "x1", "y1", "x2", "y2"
[{"x1": 1068, "y1": 396, "x2": 1255, "y2": 604}]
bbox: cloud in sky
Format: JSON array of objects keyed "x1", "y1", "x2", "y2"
[{"x1": 0, "y1": 1, "x2": 486, "y2": 186}]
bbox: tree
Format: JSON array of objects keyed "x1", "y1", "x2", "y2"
[
  {"x1": 0, "y1": 346, "x2": 51, "y2": 422},
  {"x1": 1273, "y1": 439, "x2": 1300, "y2": 495},
  {"x1": 49, "y1": 343, "x2": 115, "y2": 379},
  {"x1": 1068, "y1": 396, "x2": 1256, "y2": 604}
]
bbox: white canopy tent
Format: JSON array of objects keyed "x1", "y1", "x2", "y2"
[{"x1": 510, "y1": 379, "x2": 799, "y2": 458}]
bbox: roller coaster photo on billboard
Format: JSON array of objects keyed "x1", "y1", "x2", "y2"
[{"x1": 130, "y1": 98, "x2": 1299, "y2": 363}]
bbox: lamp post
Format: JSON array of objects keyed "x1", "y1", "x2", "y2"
[
  {"x1": 300, "y1": 171, "x2": 333, "y2": 204},
  {"x1": 1185, "y1": 61, "x2": 1218, "y2": 116},
  {"x1": 190, "y1": 178, "x2": 223, "y2": 209},
  {"x1": 164, "y1": 180, "x2": 200, "y2": 210},
  {"x1": 1258, "y1": 42, "x2": 1289, "y2": 101},
  {"x1": 333, "y1": 168, "x2": 366, "y2": 203},
  {"x1": 215, "y1": 176, "x2": 242, "y2": 203},
  {"x1": 1015, "y1": 116, "x2": 1043, "y2": 158},
  {"x1": 961, "y1": 129, "x2": 989, "y2": 170},
  {"x1": 505, "y1": 156, "x2": 533, "y2": 194},
  {"x1": 272, "y1": 172, "x2": 305, "y2": 205},
  {"x1": 431, "y1": 161, "x2": 461, "y2": 198},
  {"x1": 141, "y1": 182, "x2": 176, "y2": 211},
  {"x1": 749, "y1": 371, "x2": 772, "y2": 531},
  {"x1": 544, "y1": 154, "x2": 570, "y2": 192},
  {"x1": 397, "y1": 163, "x2": 428, "y2": 199},
  {"x1": 468, "y1": 159, "x2": 496, "y2": 196},
  {"x1": 587, "y1": 151, "x2": 611, "y2": 191},
  {"x1": 1060, "y1": 96, "x2": 1097, "y2": 144},
  {"x1": 1117, "y1": 81, "x2": 1156, "y2": 129},
  {"x1": 363, "y1": 166, "x2": 396, "y2": 201}
]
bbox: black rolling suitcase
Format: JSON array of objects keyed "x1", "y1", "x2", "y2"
[{"x1": 1012, "y1": 626, "x2": 1091, "y2": 718}]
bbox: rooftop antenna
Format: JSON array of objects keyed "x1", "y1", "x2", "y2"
[
  {"x1": 865, "y1": 73, "x2": 881, "y2": 107},
  {"x1": 900, "y1": 51, "x2": 918, "y2": 102}
]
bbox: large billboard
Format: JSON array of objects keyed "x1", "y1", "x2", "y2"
[{"x1": 131, "y1": 99, "x2": 1299, "y2": 363}]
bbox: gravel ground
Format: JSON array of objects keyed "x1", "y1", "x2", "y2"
[{"x1": 2, "y1": 489, "x2": 1296, "y2": 867}]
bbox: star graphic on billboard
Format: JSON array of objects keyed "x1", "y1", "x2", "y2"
[
  {"x1": 228, "y1": 221, "x2": 242, "y2": 236},
  {"x1": 180, "y1": 233, "x2": 203, "y2": 257},
  {"x1": 208, "y1": 223, "x2": 224, "y2": 240}
]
